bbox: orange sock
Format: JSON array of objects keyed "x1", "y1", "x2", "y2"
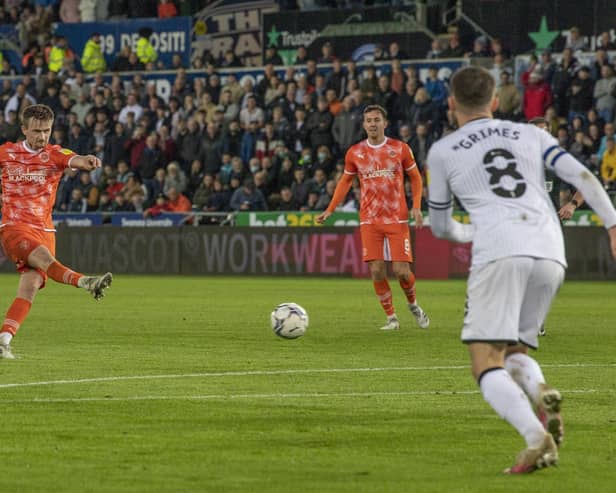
[
  {"x1": 2, "y1": 298, "x2": 32, "y2": 336},
  {"x1": 399, "y1": 272, "x2": 417, "y2": 304},
  {"x1": 373, "y1": 279, "x2": 395, "y2": 317},
  {"x1": 46, "y1": 261, "x2": 83, "y2": 287}
]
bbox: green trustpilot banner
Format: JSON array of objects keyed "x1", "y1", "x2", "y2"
[{"x1": 234, "y1": 210, "x2": 602, "y2": 227}]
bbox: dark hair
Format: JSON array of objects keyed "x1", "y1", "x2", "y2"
[
  {"x1": 363, "y1": 104, "x2": 387, "y2": 119},
  {"x1": 450, "y1": 66, "x2": 495, "y2": 110},
  {"x1": 21, "y1": 104, "x2": 54, "y2": 127}
]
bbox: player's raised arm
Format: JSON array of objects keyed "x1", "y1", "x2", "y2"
[
  {"x1": 69, "y1": 154, "x2": 102, "y2": 171},
  {"x1": 426, "y1": 147, "x2": 473, "y2": 243},
  {"x1": 539, "y1": 129, "x2": 616, "y2": 258},
  {"x1": 315, "y1": 173, "x2": 354, "y2": 224}
]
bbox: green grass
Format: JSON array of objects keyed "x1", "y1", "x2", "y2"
[{"x1": 0, "y1": 275, "x2": 615, "y2": 492}]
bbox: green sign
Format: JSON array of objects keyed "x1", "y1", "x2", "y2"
[{"x1": 234, "y1": 210, "x2": 603, "y2": 227}]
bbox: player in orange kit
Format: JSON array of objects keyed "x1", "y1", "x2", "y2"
[
  {"x1": 0, "y1": 104, "x2": 112, "y2": 359},
  {"x1": 316, "y1": 104, "x2": 429, "y2": 331}
]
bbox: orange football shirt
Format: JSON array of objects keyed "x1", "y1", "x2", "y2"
[
  {"x1": 344, "y1": 138, "x2": 417, "y2": 225},
  {"x1": 0, "y1": 141, "x2": 76, "y2": 231}
]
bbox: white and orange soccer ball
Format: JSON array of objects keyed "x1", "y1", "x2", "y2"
[{"x1": 270, "y1": 303, "x2": 308, "y2": 339}]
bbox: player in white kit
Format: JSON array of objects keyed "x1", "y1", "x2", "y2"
[{"x1": 426, "y1": 67, "x2": 616, "y2": 474}]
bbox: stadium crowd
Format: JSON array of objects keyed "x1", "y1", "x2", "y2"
[{"x1": 0, "y1": 1, "x2": 615, "y2": 218}]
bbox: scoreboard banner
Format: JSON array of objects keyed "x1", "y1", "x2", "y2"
[{"x1": 54, "y1": 16, "x2": 192, "y2": 69}]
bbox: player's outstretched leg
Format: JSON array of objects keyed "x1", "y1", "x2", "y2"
[
  {"x1": 0, "y1": 298, "x2": 31, "y2": 360},
  {"x1": 78, "y1": 272, "x2": 113, "y2": 301}
]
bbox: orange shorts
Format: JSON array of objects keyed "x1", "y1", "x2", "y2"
[
  {"x1": 360, "y1": 222, "x2": 413, "y2": 263},
  {"x1": 0, "y1": 225, "x2": 55, "y2": 287}
]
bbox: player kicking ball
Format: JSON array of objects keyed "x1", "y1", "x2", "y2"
[
  {"x1": 427, "y1": 67, "x2": 616, "y2": 474},
  {"x1": 316, "y1": 104, "x2": 429, "y2": 331},
  {"x1": 0, "y1": 104, "x2": 113, "y2": 360}
]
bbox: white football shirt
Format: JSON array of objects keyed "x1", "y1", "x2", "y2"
[{"x1": 427, "y1": 117, "x2": 616, "y2": 269}]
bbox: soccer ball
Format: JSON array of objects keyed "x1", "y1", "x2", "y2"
[{"x1": 270, "y1": 303, "x2": 309, "y2": 339}]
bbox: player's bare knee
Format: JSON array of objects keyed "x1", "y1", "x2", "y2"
[
  {"x1": 27, "y1": 245, "x2": 56, "y2": 271},
  {"x1": 505, "y1": 343, "x2": 528, "y2": 356}
]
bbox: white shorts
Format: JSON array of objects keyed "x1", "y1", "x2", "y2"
[{"x1": 461, "y1": 257, "x2": 565, "y2": 349}]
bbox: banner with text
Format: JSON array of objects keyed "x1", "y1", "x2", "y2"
[
  {"x1": 5, "y1": 226, "x2": 612, "y2": 279},
  {"x1": 263, "y1": 7, "x2": 433, "y2": 64},
  {"x1": 55, "y1": 17, "x2": 192, "y2": 69},
  {"x1": 192, "y1": 0, "x2": 279, "y2": 67}
]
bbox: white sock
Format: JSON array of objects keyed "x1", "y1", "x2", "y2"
[
  {"x1": 479, "y1": 368, "x2": 545, "y2": 448},
  {"x1": 0, "y1": 332, "x2": 13, "y2": 345},
  {"x1": 505, "y1": 353, "x2": 546, "y2": 404}
]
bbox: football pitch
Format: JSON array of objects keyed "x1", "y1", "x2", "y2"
[{"x1": 0, "y1": 275, "x2": 614, "y2": 492}]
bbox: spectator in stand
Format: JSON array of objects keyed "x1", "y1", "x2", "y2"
[
  {"x1": 81, "y1": 33, "x2": 106, "y2": 73},
  {"x1": 326, "y1": 59, "x2": 347, "y2": 101},
  {"x1": 389, "y1": 59, "x2": 406, "y2": 95},
  {"x1": 192, "y1": 173, "x2": 215, "y2": 210},
  {"x1": 565, "y1": 26, "x2": 589, "y2": 52},
  {"x1": 119, "y1": 92, "x2": 143, "y2": 125},
  {"x1": 495, "y1": 69, "x2": 521, "y2": 120},
  {"x1": 137, "y1": 133, "x2": 163, "y2": 180},
  {"x1": 158, "y1": 0, "x2": 178, "y2": 18},
  {"x1": 597, "y1": 31, "x2": 616, "y2": 50},
  {"x1": 295, "y1": 46, "x2": 308, "y2": 65},
  {"x1": 591, "y1": 49, "x2": 610, "y2": 81},
  {"x1": 318, "y1": 41, "x2": 336, "y2": 64},
  {"x1": 163, "y1": 161, "x2": 188, "y2": 195},
  {"x1": 307, "y1": 96, "x2": 334, "y2": 150},
  {"x1": 185, "y1": 159, "x2": 205, "y2": 199},
  {"x1": 567, "y1": 66, "x2": 594, "y2": 122},
  {"x1": 76, "y1": 170, "x2": 99, "y2": 211},
  {"x1": 230, "y1": 178, "x2": 268, "y2": 211},
  {"x1": 263, "y1": 46, "x2": 283, "y2": 66},
  {"x1": 47, "y1": 35, "x2": 75, "y2": 74},
  {"x1": 408, "y1": 88, "x2": 440, "y2": 136},
  {"x1": 220, "y1": 49, "x2": 242, "y2": 68},
  {"x1": 594, "y1": 65, "x2": 616, "y2": 125},
  {"x1": 551, "y1": 48, "x2": 578, "y2": 118},
  {"x1": 359, "y1": 65, "x2": 378, "y2": 104},
  {"x1": 424, "y1": 66, "x2": 448, "y2": 108},
  {"x1": 373, "y1": 43, "x2": 388, "y2": 62},
  {"x1": 374, "y1": 74, "x2": 397, "y2": 121},
  {"x1": 136, "y1": 27, "x2": 157, "y2": 66},
  {"x1": 239, "y1": 94, "x2": 264, "y2": 128},
  {"x1": 291, "y1": 167, "x2": 310, "y2": 207},
  {"x1": 440, "y1": 34, "x2": 465, "y2": 58},
  {"x1": 277, "y1": 186, "x2": 297, "y2": 211},
  {"x1": 388, "y1": 41, "x2": 407, "y2": 60},
  {"x1": 601, "y1": 137, "x2": 616, "y2": 191},
  {"x1": 426, "y1": 38, "x2": 442, "y2": 59},
  {"x1": 240, "y1": 120, "x2": 259, "y2": 166},
  {"x1": 200, "y1": 122, "x2": 223, "y2": 174},
  {"x1": 325, "y1": 88, "x2": 342, "y2": 117},
  {"x1": 332, "y1": 95, "x2": 361, "y2": 157},
  {"x1": 67, "y1": 188, "x2": 87, "y2": 213},
  {"x1": 467, "y1": 36, "x2": 490, "y2": 58},
  {"x1": 523, "y1": 67, "x2": 552, "y2": 121},
  {"x1": 409, "y1": 122, "x2": 433, "y2": 171},
  {"x1": 4, "y1": 83, "x2": 36, "y2": 120}
]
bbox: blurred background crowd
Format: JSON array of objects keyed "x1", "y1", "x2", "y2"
[{"x1": 0, "y1": 0, "x2": 615, "y2": 218}]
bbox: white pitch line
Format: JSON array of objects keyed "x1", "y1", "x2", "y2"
[
  {"x1": 0, "y1": 388, "x2": 609, "y2": 405},
  {"x1": 0, "y1": 363, "x2": 614, "y2": 390}
]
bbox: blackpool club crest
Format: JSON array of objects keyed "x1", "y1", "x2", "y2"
[{"x1": 39, "y1": 152, "x2": 50, "y2": 162}]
